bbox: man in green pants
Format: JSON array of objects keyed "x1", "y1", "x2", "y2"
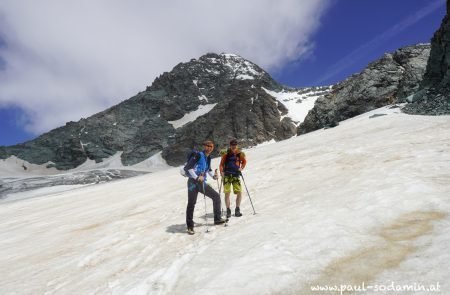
[{"x1": 219, "y1": 139, "x2": 247, "y2": 218}]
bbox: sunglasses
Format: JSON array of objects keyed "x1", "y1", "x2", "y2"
[{"x1": 230, "y1": 143, "x2": 237, "y2": 146}]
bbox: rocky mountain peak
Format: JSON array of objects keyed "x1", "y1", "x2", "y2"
[
  {"x1": 199, "y1": 53, "x2": 266, "y2": 80},
  {"x1": 143, "y1": 52, "x2": 278, "y2": 123},
  {"x1": 1, "y1": 53, "x2": 321, "y2": 169}
]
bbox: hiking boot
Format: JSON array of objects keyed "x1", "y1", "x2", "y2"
[
  {"x1": 226, "y1": 208, "x2": 231, "y2": 218},
  {"x1": 235, "y1": 207, "x2": 242, "y2": 217},
  {"x1": 214, "y1": 218, "x2": 227, "y2": 225},
  {"x1": 187, "y1": 227, "x2": 195, "y2": 235}
]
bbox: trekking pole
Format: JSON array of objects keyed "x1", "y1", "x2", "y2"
[
  {"x1": 240, "y1": 172, "x2": 256, "y2": 215},
  {"x1": 215, "y1": 169, "x2": 225, "y2": 218},
  {"x1": 202, "y1": 179, "x2": 209, "y2": 233}
]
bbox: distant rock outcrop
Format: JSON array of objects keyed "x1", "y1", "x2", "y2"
[
  {"x1": 0, "y1": 170, "x2": 148, "y2": 200},
  {"x1": 298, "y1": 44, "x2": 430, "y2": 135},
  {"x1": 403, "y1": 2, "x2": 450, "y2": 115}
]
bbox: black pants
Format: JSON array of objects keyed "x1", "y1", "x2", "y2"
[{"x1": 186, "y1": 178, "x2": 221, "y2": 228}]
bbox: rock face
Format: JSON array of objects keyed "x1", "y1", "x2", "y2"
[
  {"x1": 298, "y1": 44, "x2": 430, "y2": 135},
  {"x1": 403, "y1": 3, "x2": 450, "y2": 115},
  {"x1": 1, "y1": 53, "x2": 320, "y2": 169}
]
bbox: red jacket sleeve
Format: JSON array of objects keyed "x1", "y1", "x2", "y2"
[{"x1": 240, "y1": 156, "x2": 247, "y2": 170}]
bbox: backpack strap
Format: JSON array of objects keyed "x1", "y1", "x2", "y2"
[{"x1": 183, "y1": 150, "x2": 200, "y2": 174}]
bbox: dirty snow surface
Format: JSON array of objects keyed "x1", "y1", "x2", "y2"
[{"x1": 0, "y1": 106, "x2": 449, "y2": 294}]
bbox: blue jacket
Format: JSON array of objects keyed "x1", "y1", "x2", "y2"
[{"x1": 183, "y1": 150, "x2": 212, "y2": 180}]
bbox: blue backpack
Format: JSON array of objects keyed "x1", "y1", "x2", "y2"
[{"x1": 180, "y1": 149, "x2": 200, "y2": 177}]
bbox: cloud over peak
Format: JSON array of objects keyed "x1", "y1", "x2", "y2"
[{"x1": 0, "y1": 0, "x2": 330, "y2": 134}]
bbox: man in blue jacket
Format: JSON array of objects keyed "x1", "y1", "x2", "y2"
[{"x1": 184, "y1": 140, "x2": 226, "y2": 234}]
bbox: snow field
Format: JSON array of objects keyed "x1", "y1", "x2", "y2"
[
  {"x1": 0, "y1": 106, "x2": 449, "y2": 294},
  {"x1": 262, "y1": 87, "x2": 329, "y2": 125},
  {"x1": 168, "y1": 103, "x2": 217, "y2": 129}
]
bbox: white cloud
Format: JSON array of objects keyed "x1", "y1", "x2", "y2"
[{"x1": 0, "y1": 0, "x2": 330, "y2": 134}]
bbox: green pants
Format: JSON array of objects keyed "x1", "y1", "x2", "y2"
[{"x1": 223, "y1": 175, "x2": 241, "y2": 194}]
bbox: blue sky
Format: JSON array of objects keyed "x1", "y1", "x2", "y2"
[
  {"x1": 274, "y1": 0, "x2": 445, "y2": 87},
  {"x1": 0, "y1": 0, "x2": 446, "y2": 146}
]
